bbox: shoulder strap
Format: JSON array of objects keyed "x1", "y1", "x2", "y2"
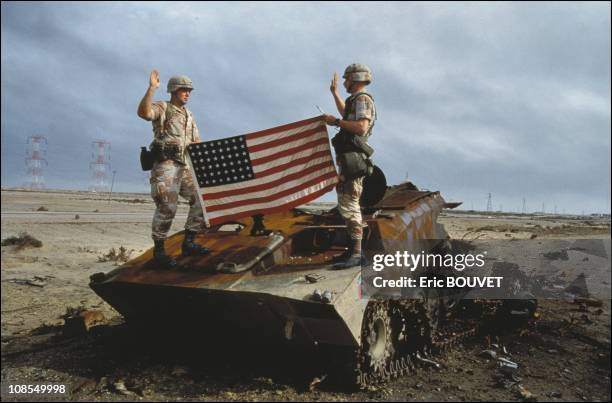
[
  {"x1": 156, "y1": 101, "x2": 170, "y2": 134},
  {"x1": 185, "y1": 108, "x2": 196, "y2": 142}
]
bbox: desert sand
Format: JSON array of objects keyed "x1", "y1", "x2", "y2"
[{"x1": 1, "y1": 189, "x2": 610, "y2": 401}]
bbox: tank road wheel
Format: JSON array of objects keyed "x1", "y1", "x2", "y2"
[{"x1": 358, "y1": 300, "x2": 396, "y2": 382}]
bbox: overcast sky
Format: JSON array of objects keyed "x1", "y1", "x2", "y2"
[{"x1": 2, "y1": 2, "x2": 610, "y2": 214}]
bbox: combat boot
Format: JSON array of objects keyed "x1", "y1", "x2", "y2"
[
  {"x1": 333, "y1": 253, "x2": 363, "y2": 269},
  {"x1": 182, "y1": 230, "x2": 210, "y2": 256},
  {"x1": 333, "y1": 239, "x2": 364, "y2": 270},
  {"x1": 153, "y1": 239, "x2": 177, "y2": 269},
  {"x1": 331, "y1": 239, "x2": 354, "y2": 263}
]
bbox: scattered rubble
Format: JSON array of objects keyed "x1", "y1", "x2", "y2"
[
  {"x1": 515, "y1": 384, "x2": 537, "y2": 401},
  {"x1": 62, "y1": 307, "x2": 106, "y2": 335},
  {"x1": 7, "y1": 275, "x2": 50, "y2": 287}
]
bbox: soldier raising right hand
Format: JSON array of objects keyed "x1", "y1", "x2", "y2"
[{"x1": 137, "y1": 70, "x2": 210, "y2": 269}]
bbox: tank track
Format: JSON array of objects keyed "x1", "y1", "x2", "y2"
[{"x1": 354, "y1": 297, "x2": 506, "y2": 387}]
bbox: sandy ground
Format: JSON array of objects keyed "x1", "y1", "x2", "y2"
[{"x1": 1, "y1": 189, "x2": 610, "y2": 402}]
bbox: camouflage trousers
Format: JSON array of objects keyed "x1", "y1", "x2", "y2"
[
  {"x1": 150, "y1": 160, "x2": 204, "y2": 241},
  {"x1": 336, "y1": 176, "x2": 364, "y2": 240}
]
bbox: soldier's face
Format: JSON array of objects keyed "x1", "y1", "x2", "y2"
[
  {"x1": 343, "y1": 78, "x2": 352, "y2": 92},
  {"x1": 174, "y1": 88, "x2": 192, "y2": 105}
]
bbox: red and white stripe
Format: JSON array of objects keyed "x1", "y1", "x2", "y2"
[{"x1": 192, "y1": 116, "x2": 338, "y2": 226}]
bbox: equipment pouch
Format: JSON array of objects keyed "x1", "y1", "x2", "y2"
[
  {"x1": 140, "y1": 146, "x2": 154, "y2": 171},
  {"x1": 338, "y1": 152, "x2": 373, "y2": 180},
  {"x1": 350, "y1": 135, "x2": 374, "y2": 157}
]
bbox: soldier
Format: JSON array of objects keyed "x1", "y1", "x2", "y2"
[
  {"x1": 137, "y1": 70, "x2": 210, "y2": 268},
  {"x1": 323, "y1": 63, "x2": 377, "y2": 269}
]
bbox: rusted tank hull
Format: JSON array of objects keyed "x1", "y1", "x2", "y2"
[
  {"x1": 90, "y1": 183, "x2": 454, "y2": 351},
  {"x1": 91, "y1": 280, "x2": 358, "y2": 348}
]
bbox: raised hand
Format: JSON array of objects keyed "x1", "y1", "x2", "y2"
[
  {"x1": 149, "y1": 69, "x2": 160, "y2": 90},
  {"x1": 330, "y1": 72, "x2": 338, "y2": 94}
]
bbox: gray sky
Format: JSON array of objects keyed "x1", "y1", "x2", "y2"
[{"x1": 2, "y1": 2, "x2": 610, "y2": 214}]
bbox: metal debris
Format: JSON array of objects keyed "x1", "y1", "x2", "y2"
[
  {"x1": 515, "y1": 384, "x2": 536, "y2": 401},
  {"x1": 479, "y1": 350, "x2": 497, "y2": 359},
  {"x1": 62, "y1": 307, "x2": 105, "y2": 334},
  {"x1": 309, "y1": 374, "x2": 326, "y2": 391},
  {"x1": 498, "y1": 362, "x2": 519, "y2": 375},
  {"x1": 113, "y1": 380, "x2": 138, "y2": 397},
  {"x1": 321, "y1": 290, "x2": 333, "y2": 304},
  {"x1": 8, "y1": 276, "x2": 48, "y2": 287},
  {"x1": 305, "y1": 273, "x2": 325, "y2": 283},
  {"x1": 415, "y1": 352, "x2": 441, "y2": 369}
]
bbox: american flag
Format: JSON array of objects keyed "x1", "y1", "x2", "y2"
[{"x1": 186, "y1": 116, "x2": 338, "y2": 226}]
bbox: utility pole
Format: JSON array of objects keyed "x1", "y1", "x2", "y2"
[
  {"x1": 90, "y1": 140, "x2": 111, "y2": 192},
  {"x1": 25, "y1": 135, "x2": 48, "y2": 189}
]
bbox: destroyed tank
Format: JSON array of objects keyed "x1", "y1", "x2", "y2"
[{"x1": 89, "y1": 181, "x2": 534, "y2": 385}]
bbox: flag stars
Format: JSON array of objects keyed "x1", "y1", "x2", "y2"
[{"x1": 193, "y1": 134, "x2": 252, "y2": 187}]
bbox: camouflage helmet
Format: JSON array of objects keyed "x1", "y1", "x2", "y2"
[
  {"x1": 167, "y1": 75, "x2": 194, "y2": 93},
  {"x1": 343, "y1": 63, "x2": 372, "y2": 84}
]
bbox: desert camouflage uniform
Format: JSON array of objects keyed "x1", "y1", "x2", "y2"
[
  {"x1": 149, "y1": 101, "x2": 204, "y2": 240},
  {"x1": 336, "y1": 91, "x2": 376, "y2": 241}
]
